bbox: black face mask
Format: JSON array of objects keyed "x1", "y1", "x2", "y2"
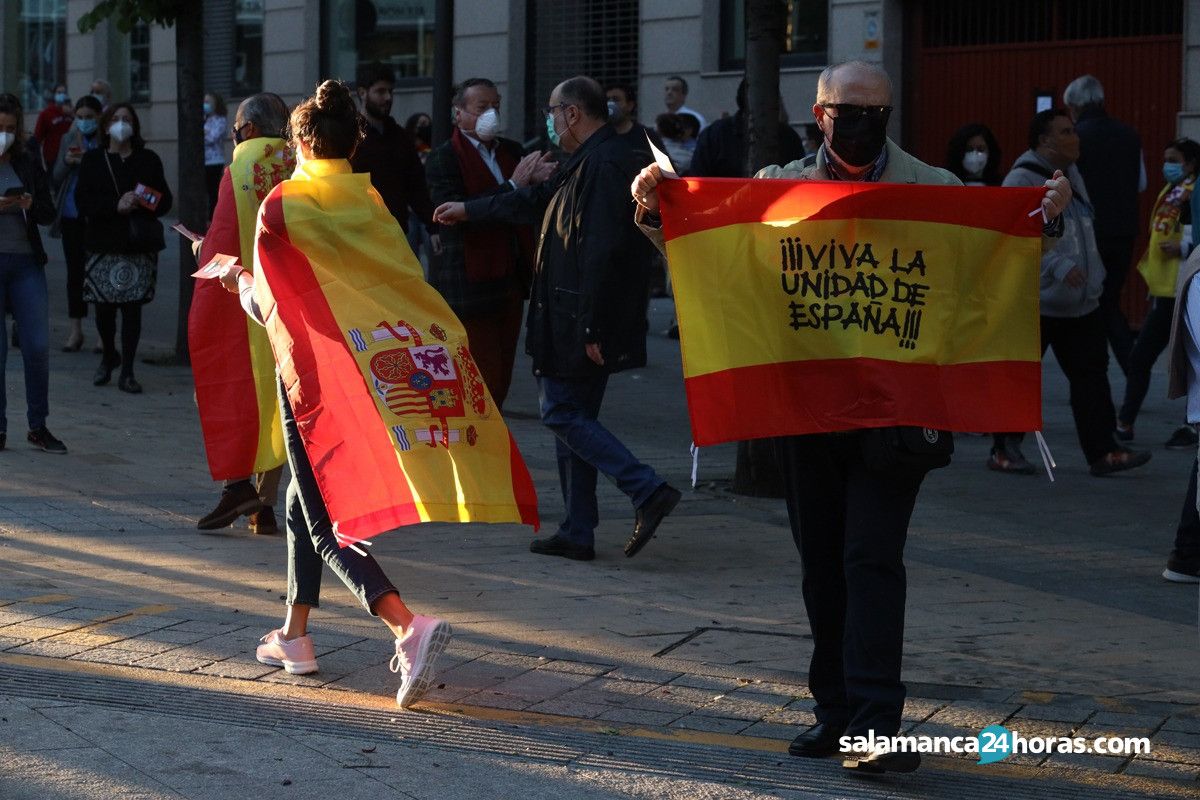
[
  {"x1": 825, "y1": 106, "x2": 891, "y2": 168},
  {"x1": 416, "y1": 125, "x2": 431, "y2": 145}
]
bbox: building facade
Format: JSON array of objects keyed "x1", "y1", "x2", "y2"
[{"x1": 2, "y1": 1, "x2": 1196, "y2": 196}]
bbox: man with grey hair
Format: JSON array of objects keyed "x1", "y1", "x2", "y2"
[
  {"x1": 633, "y1": 59, "x2": 1072, "y2": 774},
  {"x1": 232, "y1": 92, "x2": 289, "y2": 143},
  {"x1": 190, "y1": 92, "x2": 297, "y2": 536},
  {"x1": 435, "y1": 75, "x2": 681, "y2": 563},
  {"x1": 1064, "y1": 74, "x2": 1147, "y2": 377}
]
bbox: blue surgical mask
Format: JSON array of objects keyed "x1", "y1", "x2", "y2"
[
  {"x1": 75, "y1": 118, "x2": 98, "y2": 136},
  {"x1": 54, "y1": 92, "x2": 69, "y2": 105},
  {"x1": 1164, "y1": 162, "x2": 1185, "y2": 184},
  {"x1": 203, "y1": 102, "x2": 213, "y2": 116},
  {"x1": 545, "y1": 113, "x2": 561, "y2": 148}
]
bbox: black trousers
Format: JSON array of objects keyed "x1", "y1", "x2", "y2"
[
  {"x1": 205, "y1": 164, "x2": 223, "y2": 221},
  {"x1": 1014, "y1": 310, "x2": 1118, "y2": 465},
  {"x1": 776, "y1": 432, "x2": 927, "y2": 737},
  {"x1": 1096, "y1": 235, "x2": 1136, "y2": 374},
  {"x1": 59, "y1": 217, "x2": 88, "y2": 319},
  {"x1": 1173, "y1": 458, "x2": 1200, "y2": 561},
  {"x1": 1119, "y1": 296, "x2": 1174, "y2": 426}
]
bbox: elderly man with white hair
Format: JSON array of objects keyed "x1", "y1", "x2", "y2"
[
  {"x1": 1063, "y1": 74, "x2": 1148, "y2": 377},
  {"x1": 633, "y1": 60, "x2": 1072, "y2": 774}
]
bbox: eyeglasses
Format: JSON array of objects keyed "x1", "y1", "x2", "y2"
[
  {"x1": 821, "y1": 104, "x2": 892, "y2": 124},
  {"x1": 539, "y1": 103, "x2": 571, "y2": 117}
]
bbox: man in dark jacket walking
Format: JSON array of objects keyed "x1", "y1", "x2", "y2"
[
  {"x1": 350, "y1": 63, "x2": 438, "y2": 242},
  {"x1": 1064, "y1": 75, "x2": 1145, "y2": 373},
  {"x1": 425, "y1": 77, "x2": 554, "y2": 410},
  {"x1": 435, "y1": 76, "x2": 681, "y2": 562}
]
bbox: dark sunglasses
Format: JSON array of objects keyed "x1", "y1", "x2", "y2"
[{"x1": 822, "y1": 104, "x2": 892, "y2": 124}]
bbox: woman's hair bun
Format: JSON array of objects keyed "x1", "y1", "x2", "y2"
[{"x1": 314, "y1": 80, "x2": 355, "y2": 118}]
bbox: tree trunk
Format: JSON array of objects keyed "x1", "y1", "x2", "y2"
[
  {"x1": 431, "y1": 0, "x2": 455, "y2": 148},
  {"x1": 173, "y1": 4, "x2": 206, "y2": 363},
  {"x1": 732, "y1": 0, "x2": 787, "y2": 498}
]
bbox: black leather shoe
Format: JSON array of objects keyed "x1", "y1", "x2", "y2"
[
  {"x1": 529, "y1": 535, "x2": 595, "y2": 561},
  {"x1": 842, "y1": 748, "x2": 921, "y2": 774},
  {"x1": 624, "y1": 483, "x2": 681, "y2": 557},
  {"x1": 788, "y1": 722, "x2": 847, "y2": 758},
  {"x1": 118, "y1": 374, "x2": 143, "y2": 394},
  {"x1": 198, "y1": 481, "x2": 265, "y2": 530}
]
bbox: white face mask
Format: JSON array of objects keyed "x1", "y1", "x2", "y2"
[
  {"x1": 0, "y1": 132, "x2": 13, "y2": 155},
  {"x1": 473, "y1": 108, "x2": 500, "y2": 142},
  {"x1": 962, "y1": 150, "x2": 988, "y2": 176},
  {"x1": 108, "y1": 120, "x2": 133, "y2": 143}
]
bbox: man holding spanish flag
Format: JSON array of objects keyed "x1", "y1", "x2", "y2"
[
  {"x1": 190, "y1": 93, "x2": 293, "y2": 535},
  {"x1": 633, "y1": 61, "x2": 1073, "y2": 774}
]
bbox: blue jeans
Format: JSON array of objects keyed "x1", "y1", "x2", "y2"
[
  {"x1": 280, "y1": 381, "x2": 398, "y2": 614},
  {"x1": 538, "y1": 374, "x2": 664, "y2": 546},
  {"x1": 0, "y1": 253, "x2": 49, "y2": 434}
]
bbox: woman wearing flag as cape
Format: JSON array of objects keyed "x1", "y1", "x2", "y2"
[{"x1": 218, "y1": 80, "x2": 537, "y2": 707}]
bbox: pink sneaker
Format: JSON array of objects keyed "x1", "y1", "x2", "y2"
[
  {"x1": 391, "y1": 615, "x2": 452, "y2": 708},
  {"x1": 255, "y1": 629, "x2": 319, "y2": 675}
]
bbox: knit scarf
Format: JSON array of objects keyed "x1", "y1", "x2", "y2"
[{"x1": 450, "y1": 127, "x2": 534, "y2": 285}]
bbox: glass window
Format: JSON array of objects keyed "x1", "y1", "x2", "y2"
[
  {"x1": 128, "y1": 21, "x2": 151, "y2": 104},
  {"x1": 322, "y1": 0, "x2": 437, "y2": 85},
  {"x1": 5, "y1": 0, "x2": 67, "y2": 113},
  {"x1": 720, "y1": 0, "x2": 828, "y2": 70},
  {"x1": 234, "y1": 0, "x2": 264, "y2": 96}
]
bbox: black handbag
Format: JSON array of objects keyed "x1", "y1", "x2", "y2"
[{"x1": 860, "y1": 426, "x2": 954, "y2": 472}]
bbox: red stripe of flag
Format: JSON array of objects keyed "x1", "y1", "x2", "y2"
[
  {"x1": 189, "y1": 276, "x2": 260, "y2": 479},
  {"x1": 684, "y1": 359, "x2": 1042, "y2": 446},
  {"x1": 659, "y1": 179, "x2": 1046, "y2": 242}
]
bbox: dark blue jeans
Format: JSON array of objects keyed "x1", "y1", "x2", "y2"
[
  {"x1": 280, "y1": 381, "x2": 397, "y2": 614},
  {"x1": 538, "y1": 374, "x2": 664, "y2": 546},
  {"x1": 0, "y1": 253, "x2": 49, "y2": 434}
]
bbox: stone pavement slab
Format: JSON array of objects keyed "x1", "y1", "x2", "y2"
[{"x1": 0, "y1": 238, "x2": 1198, "y2": 795}]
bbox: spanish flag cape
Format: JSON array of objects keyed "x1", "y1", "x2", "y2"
[
  {"x1": 657, "y1": 178, "x2": 1046, "y2": 445},
  {"x1": 1137, "y1": 175, "x2": 1195, "y2": 298},
  {"x1": 189, "y1": 137, "x2": 293, "y2": 479},
  {"x1": 253, "y1": 158, "x2": 539, "y2": 546}
]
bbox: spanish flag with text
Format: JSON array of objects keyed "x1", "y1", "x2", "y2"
[
  {"x1": 253, "y1": 159, "x2": 539, "y2": 547},
  {"x1": 658, "y1": 178, "x2": 1046, "y2": 446}
]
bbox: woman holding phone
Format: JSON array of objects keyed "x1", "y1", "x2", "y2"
[
  {"x1": 51, "y1": 94, "x2": 104, "y2": 352},
  {"x1": 75, "y1": 103, "x2": 172, "y2": 393},
  {"x1": 0, "y1": 93, "x2": 65, "y2": 454}
]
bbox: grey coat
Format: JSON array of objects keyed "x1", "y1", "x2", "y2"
[{"x1": 1004, "y1": 151, "x2": 1103, "y2": 318}]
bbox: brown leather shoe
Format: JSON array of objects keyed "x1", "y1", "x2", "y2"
[
  {"x1": 248, "y1": 507, "x2": 279, "y2": 535},
  {"x1": 197, "y1": 481, "x2": 264, "y2": 530}
]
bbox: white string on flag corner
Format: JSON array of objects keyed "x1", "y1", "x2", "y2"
[
  {"x1": 1034, "y1": 430, "x2": 1057, "y2": 482},
  {"x1": 689, "y1": 442, "x2": 699, "y2": 488}
]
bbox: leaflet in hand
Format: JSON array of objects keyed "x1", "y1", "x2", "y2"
[
  {"x1": 171, "y1": 222, "x2": 204, "y2": 243},
  {"x1": 191, "y1": 253, "x2": 240, "y2": 279}
]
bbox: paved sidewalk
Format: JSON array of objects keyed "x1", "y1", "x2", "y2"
[{"x1": 1, "y1": 241, "x2": 1198, "y2": 797}]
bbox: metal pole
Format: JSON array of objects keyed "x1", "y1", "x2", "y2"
[{"x1": 431, "y1": 0, "x2": 454, "y2": 147}]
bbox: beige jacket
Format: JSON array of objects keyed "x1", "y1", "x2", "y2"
[{"x1": 1165, "y1": 248, "x2": 1200, "y2": 400}]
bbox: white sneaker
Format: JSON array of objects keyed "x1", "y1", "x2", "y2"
[
  {"x1": 255, "y1": 629, "x2": 319, "y2": 674},
  {"x1": 391, "y1": 615, "x2": 452, "y2": 708}
]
